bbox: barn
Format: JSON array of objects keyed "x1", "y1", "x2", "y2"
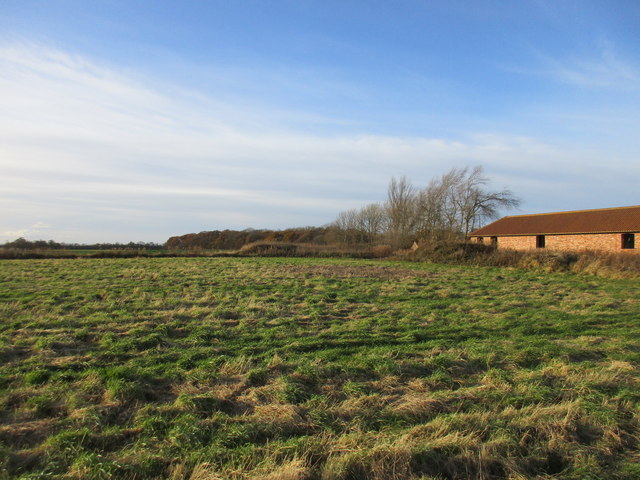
[{"x1": 468, "y1": 205, "x2": 640, "y2": 253}]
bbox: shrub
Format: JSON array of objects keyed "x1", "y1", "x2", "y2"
[
  {"x1": 239, "y1": 242, "x2": 299, "y2": 256},
  {"x1": 370, "y1": 245, "x2": 393, "y2": 258}
]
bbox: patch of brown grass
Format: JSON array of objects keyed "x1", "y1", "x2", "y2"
[
  {"x1": 0, "y1": 418, "x2": 59, "y2": 448},
  {"x1": 389, "y1": 394, "x2": 444, "y2": 422},
  {"x1": 251, "y1": 404, "x2": 309, "y2": 433},
  {"x1": 254, "y1": 458, "x2": 309, "y2": 480}
]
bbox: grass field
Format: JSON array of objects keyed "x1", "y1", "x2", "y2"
[{"x1": 0, "y1": 257, "x2": 639, "y2": 479}]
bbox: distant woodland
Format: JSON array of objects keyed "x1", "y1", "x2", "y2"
[
  {"x1": 165, "y1": 227, "x2": 334, "y2": 250},
  {"x1": 0, "y1": 238, "x2": 163, "y2": 250}
]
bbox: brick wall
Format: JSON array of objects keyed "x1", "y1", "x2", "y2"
[
  {"x1": 484, "y1": 233, "x2": 639, "y2": 253},
  {"x1": 497, "y1": 236, "x2": 536, "y2": 250}
]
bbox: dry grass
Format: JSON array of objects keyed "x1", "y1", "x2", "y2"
[
  {"x1": 238, "y1": 241, "x2": 391, "y2": 259},
  {"x1": 254, "y1": 458, "x2": 309, "y2": 480},
  {"x1": 406, "y1": 243, "x2": 640, "y2": 279},
  {"x1": 1, "y1": 257, "x2": 639, "y2": 479}
]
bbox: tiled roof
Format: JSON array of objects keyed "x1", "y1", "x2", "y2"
[{"x1": 469, "y1": 206, "x2": 640, "y2": 236}]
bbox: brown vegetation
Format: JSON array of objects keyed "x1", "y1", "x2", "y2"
[
  {"x1": 403, "y1": 242, "x2": 640, "y2": 278},
  {"x1": 166, "y1": 227, "x2": 333, "y2": 251}
]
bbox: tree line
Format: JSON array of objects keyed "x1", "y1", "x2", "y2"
[
  {"x1": 332, "y1": 166, "x2": 520, "y2": 248},
  {"x1": 166, "y1": 227, "x2": 334, "y2": 250},
  {"x1": 0, "y1": 238, "x2": 163, "y2": 250}
]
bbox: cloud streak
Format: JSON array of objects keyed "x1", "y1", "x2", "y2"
[
  {"x1": 1, "y1": 42, "x2": 638, "y2": 243},
  {"x1": 523, "y1": 40, "x2": 640, "y2": 91}
]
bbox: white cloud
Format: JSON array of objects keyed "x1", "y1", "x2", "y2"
[
  {"x1": 31, "y1": 221, "x2": 51, "y2": 229},
  {"x1": 1, "y1": 221, "x2": 52, "y2": 241},
  {"x1": 1, "y1": 229, "x2": 30, "y2": 239},
  {"x1": 1, "y1": 42, "x2": 638, "y2": 243}
]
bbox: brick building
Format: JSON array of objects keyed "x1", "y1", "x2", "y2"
[{"x1": 468, "y1": 206, "x2": 640, "y2": 253}]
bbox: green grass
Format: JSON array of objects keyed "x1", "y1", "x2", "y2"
[{"x1": 0, "y1": 257, "x2": 639, "y2": 479}]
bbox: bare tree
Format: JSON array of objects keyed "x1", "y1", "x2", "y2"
[
  {"x1": 386, "y1": 176, "x2": 418, "y2": 247},
  {"x1": 416, "y1": 175, "x2": 452, "y2": 241},
  {"x1": 333, "y1": 208, "x2": 361, "y2": 244},
  {"x1": 358, "y1": 203, "x2": 387, "y2": 244},
  {"x1": 415, "y1": 166, "x2": 520, "y2": 240},
  {"x1": 452, "y1": 166, "x2": 521, "y2": 235}
]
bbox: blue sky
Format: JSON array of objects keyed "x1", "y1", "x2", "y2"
[{"x1": 1, "y1": 0, "x2": 639, "y2": 242}]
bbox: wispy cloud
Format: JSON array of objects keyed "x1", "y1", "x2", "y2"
[
  {"x1": 525, "y1": 40, "x2": 640, "y2": 90},
  {"x1": 1, "y1": 42, "x2": 638, "y2": 242}
]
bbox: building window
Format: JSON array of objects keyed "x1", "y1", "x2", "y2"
[
  {"x1": 476, "y1": 236, "x2": 483, "y2": 244},
  {"x1": 491, "y1": 237, "x2": 498, "y2": 247},
  {"x1": 622, "y1": 233, "x2": 635, "y2": 249},
  {"x1": 536, "y1": 235, "x2": 545, "y2": 249}
]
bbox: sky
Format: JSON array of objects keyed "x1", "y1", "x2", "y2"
[{"x1": 1, "y1": 0, "x2": 639, "y2": 243}]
